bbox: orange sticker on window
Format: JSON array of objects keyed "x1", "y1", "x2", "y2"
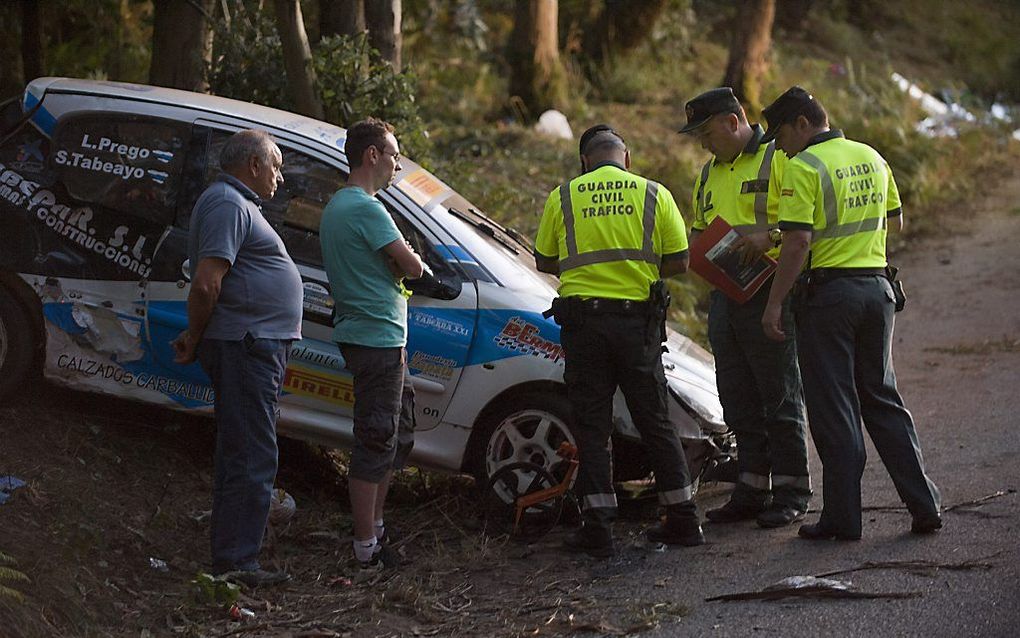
[{"x1": 399, "y1": 169, "x2": 449, "y2": 207}]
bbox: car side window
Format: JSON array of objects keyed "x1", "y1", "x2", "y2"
[{"x1": 50, "y1": 113, "x2": 187, "y2": 227}]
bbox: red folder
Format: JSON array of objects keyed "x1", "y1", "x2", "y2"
[{"x1": 689, "y1": 216, "x2": 776, "y2": 304}]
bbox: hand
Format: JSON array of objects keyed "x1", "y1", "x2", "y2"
[
  {"x1": 761, "y1": 301, "x2": 786, "y2": 341},
  {"x1": 734, "y1": 232, "x2": 771, "y2": 267},
  {"x1": 172, "y1": 330, "x2": 198, "y2": 365}
]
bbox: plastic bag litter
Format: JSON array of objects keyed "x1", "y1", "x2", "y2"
[
  {"x1": 269, "y1": 488, "x2": 296, "y2": 525},
  {"x1": 765, "y1": 575, "x2": 852, "y2": 591},
  {"x1": 0, "y1": 476, "x2": 27, "y2": 505}
]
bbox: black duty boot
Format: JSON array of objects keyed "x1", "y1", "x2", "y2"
[
  {"x1": 645, "y1": 516, "x2": 706, "y2": 547},
  {"x1": 563, "y1": 525, "x2": 615, "y2": 558},
  {"x1": 705, "y1": 499, "x2": 768, "y2": 523}
]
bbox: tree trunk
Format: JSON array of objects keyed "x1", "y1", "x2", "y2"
[
  {"x1": 365, "y1": 0, "x2": 401, "y2": 71},
  {"x1": 149, "y1": 0, "x2": 214, "y2": 92},
  {"x1": 508, "y1": 0, "x2": 567, "y2": 121},
  {"x1": 722, "y1": 0, "x2": 776, "y2": 112},
  {"x1": 582, "y1": 0, "x2": 666, "y2": 66},
  {"x1": 274, "y1": 0, "x2": 325, "y2": 119},
  {"x1": 321, "y1": 0, "x2": 366, "y2": 39},
  {"x1": 20, "y1": 0, "x2": 44, "y2": 82}
]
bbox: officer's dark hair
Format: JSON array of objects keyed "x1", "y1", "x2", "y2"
[
  {"x1": 796, "y1": 99, "x2": 828, "y2": 128},
  {"x1": 579, "y1": 124, "x2": 626, "y2": 157},
  {"x1": 345, "y1": 118, "x2": 395, "y2": 169}
]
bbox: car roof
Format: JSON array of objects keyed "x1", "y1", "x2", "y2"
[{"x1": 27, "y1": 77, "x2": 349, "y2": 148}]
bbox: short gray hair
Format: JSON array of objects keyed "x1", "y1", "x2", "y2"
[{"x1": 219, "y1": 129, "x2": 278, "y2": 170}]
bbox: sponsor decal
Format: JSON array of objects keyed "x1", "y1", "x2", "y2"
[
  {"x1": 411, "y1": 310, "x2": 471, "y2": 337},
  {"x1": 409, "y1": 351, "x2": 457, "y2": 380},
  {"x1": 289, "y1": 343, "x2": 342, "y2": 370},
  {"x1": 398, "y1": 169, "x2": 448, "y2": 207},
  {"x1": 0, "y1": 162, "x2": 154, "y2": 277},
  {"x1": 56, "y1": 353, "x2": 215, "y2": 403},
  {"x1": 302, "y1": 282, "x2": 334, "y2": 317},
  {"x1": 283, "y1": 365, "x2": 354, "y2": 407},
  {"x1": 493, "y1": 316, "x2": 564, "y2": 362}
]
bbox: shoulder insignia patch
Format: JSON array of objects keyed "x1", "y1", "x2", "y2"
[{"x1": 781, "y1": 188, "x2": 795, "y2": 197}]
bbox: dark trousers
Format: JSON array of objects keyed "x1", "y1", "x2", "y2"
[
  {"x1": 708, "y1": 284, "x2": 811, "y2": 509},
  {"x1": 338, "y1": 344, "x2": 415, "y2": 483},
  {"x1": 560, "y1": 311, "x2": 696, "y2": 530},
  {"x1": 795, "y1": 276, "x2": 940, "y2": 536},
  {"x1": 198, "y1": 336, "x2": 290, "y2": 574}
]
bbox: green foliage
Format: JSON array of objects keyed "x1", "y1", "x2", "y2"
[
  {"x1": 208, "y1": 9, "x2": 429, "y2": 160},
  {"x1": 208, "y1": 8, "x2": 292, "y2": 111},
  {"x1": 189, "y1": 572, "x2": 240, "y2": 606},
  {"x1": 0, "y1": 551, "x2": 29, "y2": 605},
  {"x1": 314, "y1": 34, "x2": 431, "y2": 161}
]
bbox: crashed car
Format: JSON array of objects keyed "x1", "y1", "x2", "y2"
[{"x1": 0, "y1": 78, "x2": 727, "y2": 486}]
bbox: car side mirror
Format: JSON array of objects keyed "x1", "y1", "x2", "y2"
[{"x1": 405, "y1": 269, "x2": 461, "y2": 300}]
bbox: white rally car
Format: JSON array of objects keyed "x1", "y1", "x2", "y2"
[{"x1": 0, "y1": 78, "x2": 726, "y2": 486}]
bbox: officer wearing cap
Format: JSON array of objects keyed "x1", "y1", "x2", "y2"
[
  {"x1": 534, "y1": 124, "x2": 705, "y2": 557},
  {"x1": 760, "y1": 86, "x2": 942, "y2": 540},
  {"x1": 679, "y1": 87, "x2": 811, "y2": 528}
]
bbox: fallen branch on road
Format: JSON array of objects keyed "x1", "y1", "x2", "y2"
[
  {"x1": 706, "y1": 576, "x2": 921, "y2": 603},
  {"x1": 943, "y1": 489, "x2": 1015, "y2": 512},
  {"x1": 815, "y1": 555, "x2": 999, "y2": 578}
]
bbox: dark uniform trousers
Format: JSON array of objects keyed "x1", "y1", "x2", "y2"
[
  {"x1": 795, "y1": 276, "x2": 941, "y2": 536},
  {"x1": 560, "y1": 309, "x2": 697, "y2": 530},
  {"x1": 708, "y1": 282, "x2": 811, "y2": 510}
]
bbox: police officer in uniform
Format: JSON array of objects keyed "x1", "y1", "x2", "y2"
[
  {"x1": 679, "y1": 87, "x2": 811, "y2": 528},
  {"x1": 760, "y1": 87, "x2": 942, "y2": 540},
  {"x1": 535, "y1": 125, "x2": 704, "y2": 557}
]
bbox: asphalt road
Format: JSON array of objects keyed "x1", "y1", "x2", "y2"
[{"x1": 581, "y1": 170, "x2": 1020, "y2": 637}]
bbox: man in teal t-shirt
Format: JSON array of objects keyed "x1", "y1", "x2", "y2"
[{"x1": 320, "y1": 119, "x2": 424, "y2": 570}]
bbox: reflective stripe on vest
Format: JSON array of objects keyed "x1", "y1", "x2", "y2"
[
  {"x1": 797, "y1": 150, "x2": 887, "y2": 240},
  {"x1": 696, "y1": 160, "x2": 711, "y2": 217},
  {"x1": 732, "y1": 141, "x2": 776, "y2": 235},
  {"x1": 559, "y1": 180, "x2": 660, "y2": 272}
]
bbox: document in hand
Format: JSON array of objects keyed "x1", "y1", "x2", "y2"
[{"x1": 689, "y1": 216, "x2": 776, "y2": 304}]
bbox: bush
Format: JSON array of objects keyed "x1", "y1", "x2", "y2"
[{"x1": 208, "y1": 11, "x2": 429, "y2": 160}]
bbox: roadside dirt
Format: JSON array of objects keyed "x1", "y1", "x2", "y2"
[{"x1": 1, "y1": 166, "x2": 1018, "y2": 638}]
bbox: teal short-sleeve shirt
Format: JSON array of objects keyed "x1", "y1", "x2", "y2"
[{"x1": 320, "y1": 186, "x2": 407, "y2": 347}]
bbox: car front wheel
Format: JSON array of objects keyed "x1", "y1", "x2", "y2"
[{"x1": 474, "y1": 392, "x2": 576, "y2": 489}]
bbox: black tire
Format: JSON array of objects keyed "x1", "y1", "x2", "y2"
[
  {"x1": 0, "y1": 287, "x2": 35, "y2": 400},
  {"x1": 470, "y1": 392, "x2": 576, "y2": 487},
  {"x1": 480, "y1": 461, "x2": 562, "y2": 540}
]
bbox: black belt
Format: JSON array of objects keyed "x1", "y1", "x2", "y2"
[
  {"x1": 577, "y1": 297, "x2": 650, "y2": 314},
  {"x1": 807, "y1": 267, "x2": 886, "y2": 285}
]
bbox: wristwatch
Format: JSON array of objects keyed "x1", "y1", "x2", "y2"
[{"x1": 768, "y1": 228, "x2": 782, "y2": 247}]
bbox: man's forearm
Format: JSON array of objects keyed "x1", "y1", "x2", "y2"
[
  {"x1": 767, "y1": 230, "x2": 811, "y2": 308},
  {"x1": 186, "y1": 288, "x2": 218, "y2": 345}
]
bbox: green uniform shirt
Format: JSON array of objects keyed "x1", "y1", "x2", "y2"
[
  {"x1": 319, "y1": 186, "x2": 408, "y2": 347},
  {"x1": 691, "y1": 124, "x2": 785, "y2": 259},
  {"x1": 535, "y1": 162, "x2": 687, "y2": 301},
  {"x1": 777, "y1": 130, "x2": 902, "y2": 269}
]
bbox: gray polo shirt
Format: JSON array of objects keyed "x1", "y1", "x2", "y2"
[{"x1": 188, "y1": 174, "x2": 303, "y2": 341}]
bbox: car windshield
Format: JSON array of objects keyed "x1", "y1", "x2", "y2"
[{"x1": 395, "y1": 168, "x2": 558, "y2": 293}]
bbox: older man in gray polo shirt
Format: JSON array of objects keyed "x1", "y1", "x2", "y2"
[{"x1": 173, "y1": 129, "x2": 302, "y2": 588}]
